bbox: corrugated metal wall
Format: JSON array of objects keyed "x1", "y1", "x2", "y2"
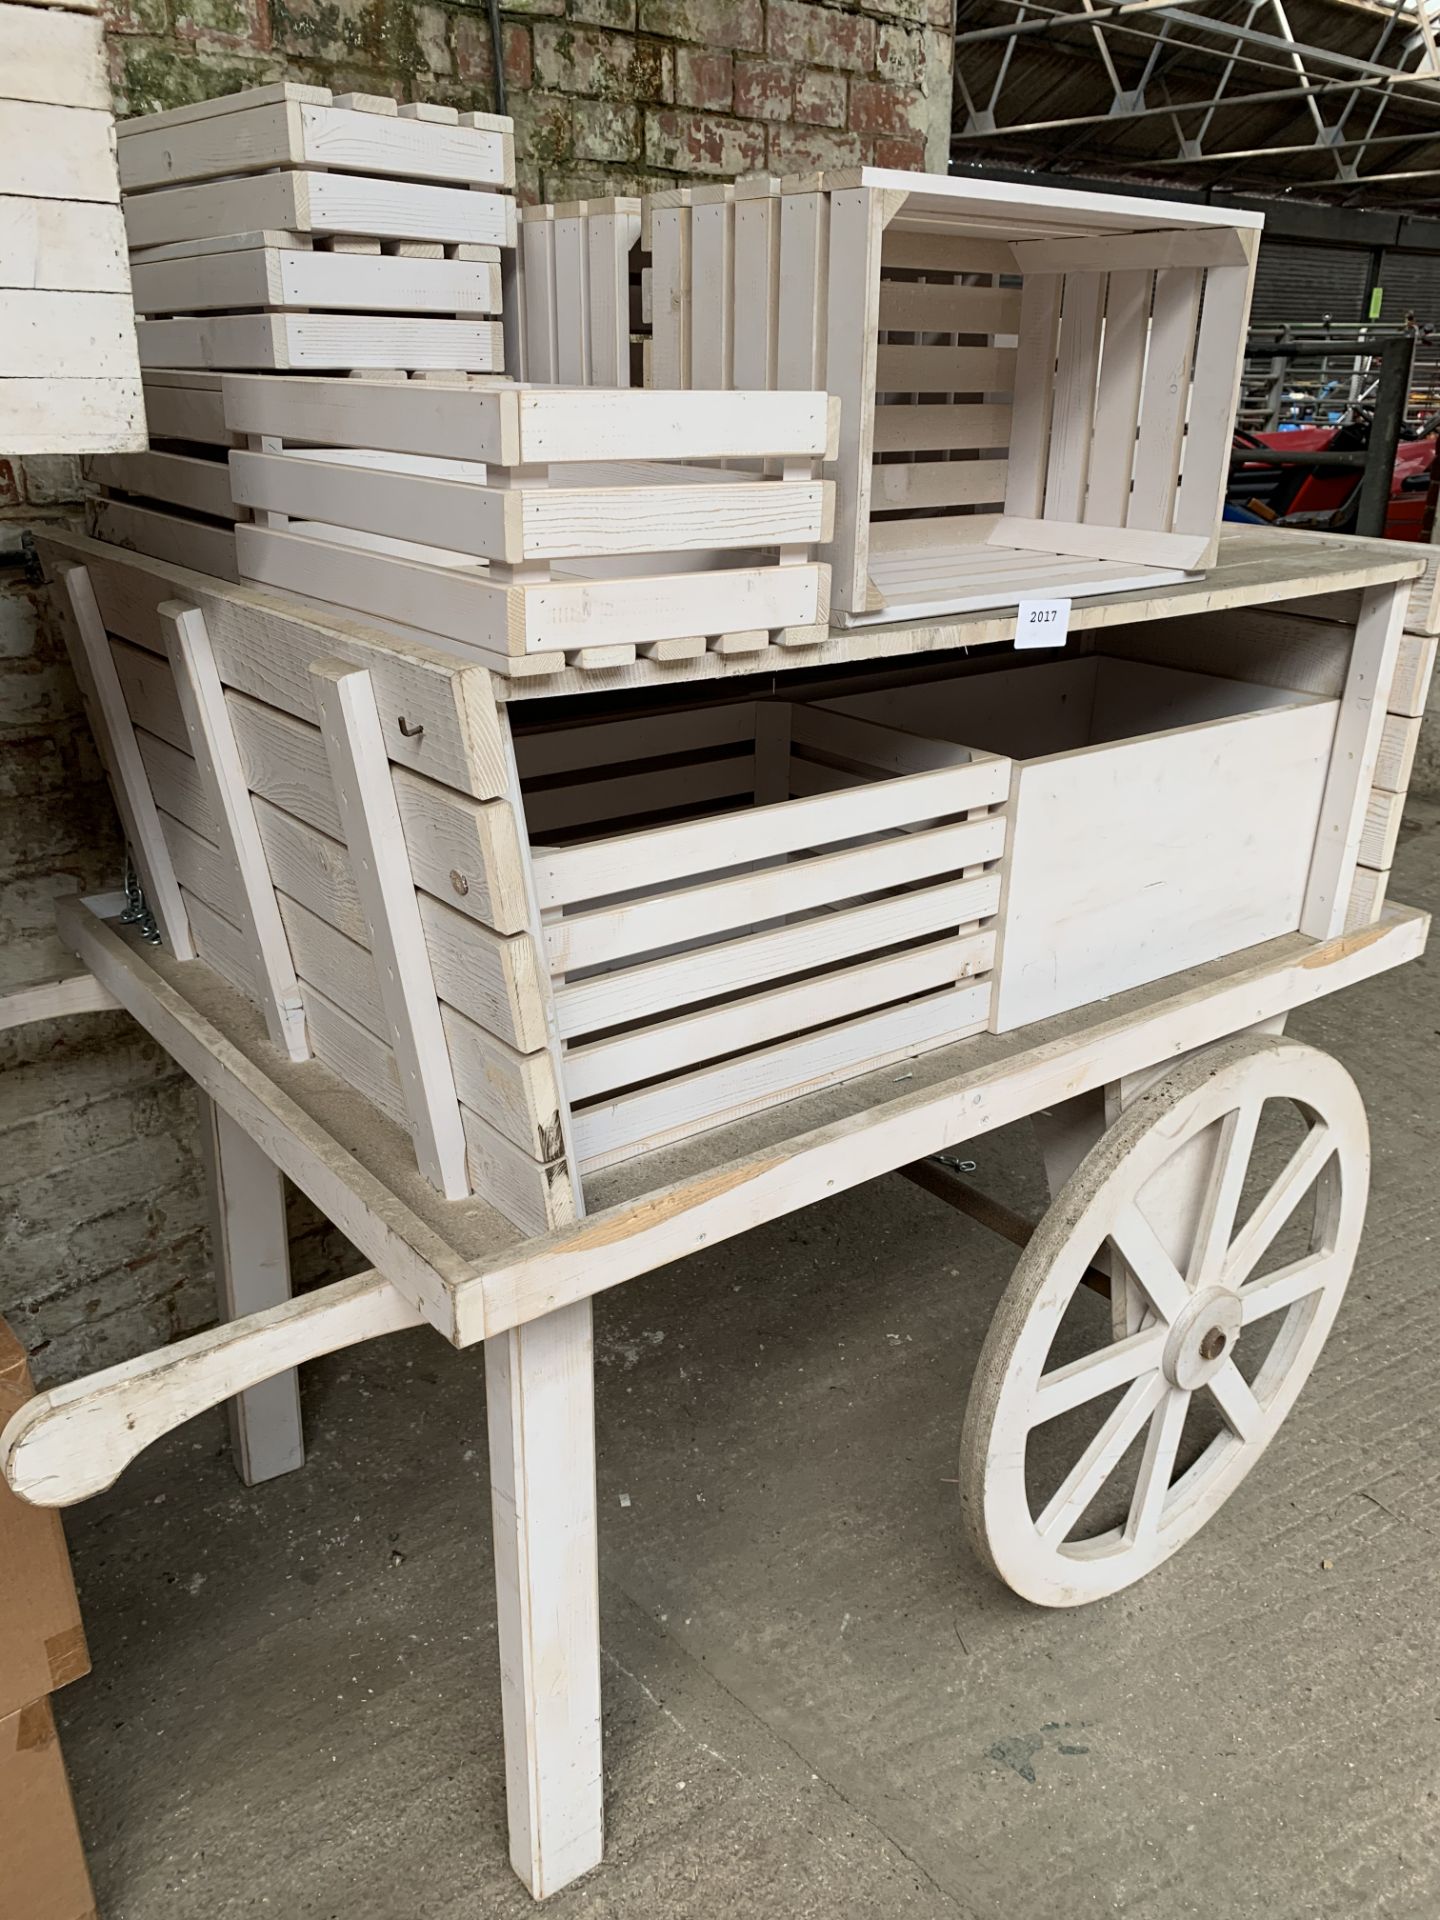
[{"x1": 1249, "y1": 238, "x2": 1440, "y2": 329}]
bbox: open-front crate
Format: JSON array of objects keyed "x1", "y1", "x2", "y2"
[
  {"x1": 512, "y1": 697, "x2": 1008, "y2": 1171},
  {"x1": 645, "y1": 168, "x2": 1261, "y2": 626},
  {"x1": 223, "y1": 374, "x2": 836, "y2": 676}
]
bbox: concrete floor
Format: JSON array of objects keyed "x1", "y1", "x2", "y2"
[{"x1": 57, "y1": 802, "x2": 1440, "y2": 1920}]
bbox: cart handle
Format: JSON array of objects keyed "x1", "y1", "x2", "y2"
[{"x1": 1, "y1": 1269, "x2": 423, "y2": 1508}]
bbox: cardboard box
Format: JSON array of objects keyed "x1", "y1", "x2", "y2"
[
  {"x1": 0, "y1": 1321, "x2": 90, "y2": 1721},
  {"x1": 0, "y1": 1696, "x2": 98, "y2": 1920}
]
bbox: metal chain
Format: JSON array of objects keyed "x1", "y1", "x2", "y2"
[{"x1": 119, "y1": 850, "x2": 161, "y2": 945}]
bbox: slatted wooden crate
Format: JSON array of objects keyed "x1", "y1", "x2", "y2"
[
  {"x1": 1343, "y1": 627, "x2": 1436, "y2": 930},
  {"x1": 645, "y1": 168, "x2": 1262, "y2": 626},
  {"x1": 511, "y1": 199, "x2": 644, "y2": 387},
  {"x1": 118, "y1": 84, "x2": 515, "y2": 252},
  {"x1": 514, "y1": 697, "x2": 1007, "y2": 1172},
  {"x1": 0, "y1": 0, "x2": 145, "y2": 452},
  {"x1": 222, "y1": 375, "x2": 835, "y2": 676}
]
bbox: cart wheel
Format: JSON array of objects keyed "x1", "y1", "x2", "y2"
[{"x1": 959, "y1": 1036, "x2": 1368, "y2": 1607}]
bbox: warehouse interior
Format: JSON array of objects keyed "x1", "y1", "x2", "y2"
[{"x1": 2, "y1": 2, "x2": 1439, "y2": 1916}]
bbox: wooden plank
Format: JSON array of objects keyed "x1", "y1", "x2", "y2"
[
  {"x1": 1010, "y1": 227, "x2": 1249, "y2": 274},
  {"x1": 55, "y1": 565, "x2": 194, "y2": 959},
  {"x1": 229, "y1": 450, "x2": 825, "y2": 561},
  {"x1": 872, "y1": 402, "x2": 1011, "y2": 455},
  {"x1": 1359, "y1": 784, "x2": 1405, "y2": 871},
  {"x1": 691, "y1": 193, "x2": 733, "y2": 389},
  {"x1": 1127, "y1": 267, "x2": 1203, "y2": 535},
  {"x1": 1301, "y1": 580, "x2": 1407, "y2": 938},
  {"x1": 520, "y1": 209, "x2": 559, "y2": 385},
  {"x1": 0, "y1": 968, "x2": 118, "y2": 1031},
  {"x1": 574, "y1": 983, "x2": 992, "y2": 1169},
  {"x1": 732, "y1": 192, "x2": 778, "y2": 392},
  {"x1": 89, "y1": 497, "x2": 238, "y2": 581},
  {"x1": 0, "y1": 290, "x2": 138, "y2": 379},
  {"x1": 1084, "y1": 269, "x2": 1149, "y2": 527},
  {"x1": 1, "y1": 100, "x2": 118, "y2": 202},
  {"x1": 586, "y1": 203, "x2": 639, "y2": 388},
  {"x1": 235, "y1": 524, "x2": 824, "y2": 657},
  {"x1": 198, "y1": 1095, "x2": 305, "y2": 1486},
  {"x1": 1043, "y1": 271, "x2": 1106, "y2": 523},
  {"x1": 0, "y1": 197, "x2": 129, "y2": 293},
  {"x1": 648, "y1": 198, "x2": 691, "y2": 390},
  {"x1": 311, "y1": 661, "x2": 472, "y2": 1199},
  {"x1": 991, "y1": 515, "x2": 1211, "y2": 572},
  {"x1": 123, "y1": 170, "x2": 515, "y2": 252},
  {"x1": 1173, "y1": 245, "x2": 1257, "y2": 549},
  {"x1": 824, "y1": 187, "x2": 889, "y2": 617},
  {"x1": 777, "y1": 189, "x2": 828, "y2": 392},
  {"x1": 552, "y1": 208, "x2": 591, "y2": 386},
  {"x1": 874, "y1": 344, "x2": 1017, "y2": 393},
  {"x1": 131, "y1": 246, "x2": 501, "y2": 317},
  {"x1": 1388, "y1": 632, "x2": 1438, "y2": 718},
  {"x1": 877, "y1": 283, "x2": 1022, "y2": 334},
  {"x1": 485, "y1": 1298, "x2": 603, "y2": 1897},
  {"x1": 871, "y1": 459, "x2": 1007, "y2": 512},
  {"x1": 1375, "y1": 708, "x2": 1424, "y2": 793},
  {"x1": 0, "y1": 7, "x2": 106, "y2": 109},
  {"x1": 137, "y1": 313, "x2": 503, "y2": 373},
  {"x1": 1345, "y1": 863, "x2": 1389, "y2": 931},
  {"x1": 1003, "y1": 274, "x2": 1061, "y2": 519},
  {"x1": 161, "y1": 601, "x2": 309, "y2": 1060}
]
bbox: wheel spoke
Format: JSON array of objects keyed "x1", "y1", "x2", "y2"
[
  {"x1": 1207, "y1": 1359, "x2": 1264, "y2": 1442},
  {"x1": 1187, "y1": 1100, "x2": 1263, "y2": 1291},
  {"x1": 1222, "y1": 1122, "x2": 1334, "y2": 1289},
  {"x1": 1239, "y1": 1250, "x2": 1336, "y2": 1324},
  {"x1": 1125, "y1": 1387, "x2": 1191, "y2": 1543},
  {"x1": 1035, "y1": 1373, "x2": 1169, "y2": 1544},
  {"x1": 1110, "y1": 1203, "x2": 1193, "y2": 1324},
  {"x1": 1030, "y1": 1323, "x2": 1168, "y2": 1427}
]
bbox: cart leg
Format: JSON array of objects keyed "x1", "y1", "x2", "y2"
[
  {"x1": 198, "y1": 1095, "x2": 305, "y2": 1486},
  {"x1": 486, "y1": 1297, "x2": 603, "y2": 1900}
]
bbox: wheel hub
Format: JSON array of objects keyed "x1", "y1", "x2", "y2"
[{"x1": 1162, "y1": 1286, "x2": 1245, "y2": 1390}]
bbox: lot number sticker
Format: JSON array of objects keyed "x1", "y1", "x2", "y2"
[{"x1": 1015, "y1": 598, "x2": 1071, "y2": 649}]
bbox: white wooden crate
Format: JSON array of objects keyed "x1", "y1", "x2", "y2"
[
  {"x1": 819, "y1": 653, "x2": 1338, "y2": 1027},
  {"x1": 646, "y1": 168, "x2": 1262, "y2": 626},
  {"x1": 0, "y1": 0, "x2": 145, "y2": 452},
  {"x1": 136, "y1": 313, "x2": 504, "y2": 373},
  {"x1": 123, "y1": 168, "x2": 516, "y2": 254},
  {"x1": 222, "y1": 375, "x2": 835, "y2": 675},
  {"x1": 116, "y1": 84, "x2": 514, "y2": 193},
  {"x1": 513, "y1": 696, "x2": 1008, "y2": 1171}
]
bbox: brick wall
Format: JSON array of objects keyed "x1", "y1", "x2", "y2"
[
  {"x1": 0, "y1": 0, "x2": 956, "y2": 1388},
  {"x1": 103, "y1": 0, "x2": 957, "y2": 195}
]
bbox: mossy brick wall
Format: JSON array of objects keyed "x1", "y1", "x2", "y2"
[
  {"x1": 0, "y1": 0, "x2": 955, "y2": 1386},
  {"x1": 104, "y1": 0, "x2": 957, "y2": 198}
]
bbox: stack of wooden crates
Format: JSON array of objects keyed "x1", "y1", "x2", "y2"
[
  {"x1": 1, "y1": 0, "x2": 145, "y2": 454},
  {"x1": 82, "y1": 85, "x2": 516, "y2": 580}
]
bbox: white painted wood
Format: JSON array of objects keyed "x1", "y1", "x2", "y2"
[
  {"x1": 88, "y1": 498, "x2": 239, "y2": 581},
  {"x1": 57, "y1": 565, "x2": 194, "y2": 959},
  {"x1": 648, "y1": 199, "x2": 691, "y2": 390},
  {"x1": 0, "y1": 197, "x2": 128, "y2": 293},
  {"x1": 137, "y1": 314, "x2": 503, "y2": 373},
  {"x1": 311, "y1": 660, "x2": 471, "y2": 1199},
  {"x1": 123, "y1": 170, "x2": 514, "y2": 252},
  {"x1": 689, "y1": 193, "x2": 734, "y2": 391},
  {"x1": 777, "y1": 189, "x2": 828, "y2": 392},
  {"x1": 1004, "y1": 273, "x2": 1061, "y2": 519},
  {"x1": 959, "y1": 1036, "x2": 1366, "y2": 1605},
  {"x1": 552, "y1": 207, "x2": 591, "y2": 387},
  {"x1": 1128, "y1": 267, "x2": 1203, "y2": 534},
  {"x1": 0, "y1": 1267, "x2": 420, "y2": 1508},
  {"x1": 131, "y1": 247, "x2": 501, "y2": 317},
  {"x1": 1300, "y1": 580, "x2": 1406, "y2": 939},
  {"x1": 199, "y1": 1094, "x2": 305, "y2": 1486},
  {"x1": 161, "y1": 600, "x2": 309, "y2": 1059},
  {"x1": 0, "y1": 290, "x2": 137, "y2": 378},
  {"x1": 117, "y1": 96, "x2": 511, "y2": 191},
  {"x1": 88, "y1": 449, "x2": 236, "y2": 522},
  {"x1": 0, "y1": 4, "x2": 107, "y2": 107},
  {"x1": 486, "y1": 1297, "x2": 603, "y2": 1898},
  {"x1": 2, "y1": 100, "x2": 118, "y2": 202}
]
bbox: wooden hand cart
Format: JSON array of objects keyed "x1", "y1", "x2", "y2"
[{"x1": 1, "y1": 522, "x2": 1431, "y2": 1900}]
